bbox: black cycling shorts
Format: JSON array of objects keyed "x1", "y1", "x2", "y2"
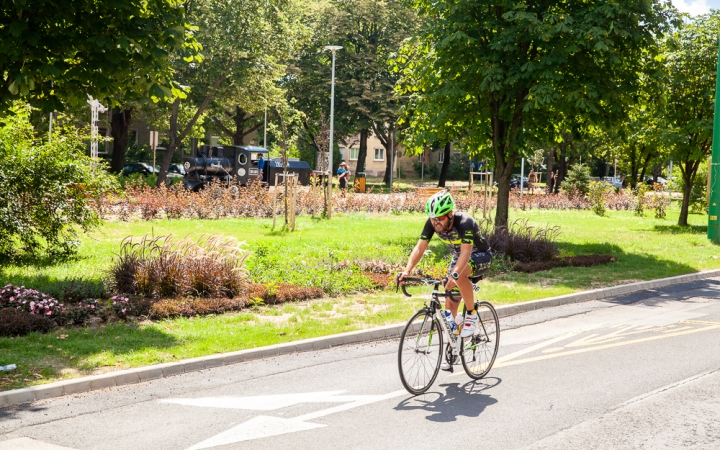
[{"x1": 447, "y1": 251, "x2": 492, "y2": 278}]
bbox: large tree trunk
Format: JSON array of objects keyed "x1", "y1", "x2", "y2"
[
  {"x1": 373, "y1": 122, "x2": 395, "y2": 185},
  {"x1": 109, "y1": 108, "x2": 132, "y2": 173},
  {"x1": 678, "y1": 160, "x2": 701, "y2": 226},
  {"x1": 355, "y1": 128, "x2": 369, "y2": 174},
  {"x1": 437, "y1": 142, "x2": 451, "y2": 187},
  {"x1": 546, "y1": 147, "x2": 555, "y2": 194}
]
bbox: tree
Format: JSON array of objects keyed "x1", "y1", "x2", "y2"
[
  {"x1": 0, "y1": 0, "x2": 198, "y2": 115},
  {"x1": 402, "y1": 0, "x2": 673, "y2": 228},
  {"x1": 0, "y1": 104, "x2": 116, "y2": 258},
  {"x1": 659, "y1": 12, "x2": 719, "y2": 226},
  {"x1": 288, "y1": 0, "x2": 417, "y2": 178},
  {"x1": 155, "y1": 0, "x2": 305, "y2": 186}
]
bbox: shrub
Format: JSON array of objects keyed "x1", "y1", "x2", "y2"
[
  {"x1": 588, "y1": 182, "x2": 613, "y2": 217},
  {"x1": 634, "y1": 183, "x2": 649, "y2": 217},
  {"x1": 560, "y1": 164, "x2": 592, "y2": 196},
  {"x1": 0, "y1": 284, "x2": 65, "y2": 318},
  {"x1": 50, "y1": 277, "x2": 106, "y2": 303},
  {"x1": 110, "y1": 295, "x2": 133, "y2": 320},
  {"x1": 481, "y1": 219, "x2": 559, "y2": 263},
  {"x1": 263, "y1": 283, "x2": 324, "y2": 305},
  {"x1": 651, "y1": 184, "x2": 670, "y2": 219},
  {"x1": 107, "y1": 234, "x2": 249, "y2": 299},
  {"x1": 149, "y1": 297, "x2": 249, "y2": 319},
  {"x1": 58, "y1": 299, "x2": 102, "y2": 325},
  {"x1": 0, "y1": 308, "x2": 56, "y2": 336},
  {"x1": 0, "y1": 103, "x2": 117, "y2": 258}
]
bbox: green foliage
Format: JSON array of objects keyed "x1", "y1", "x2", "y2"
[
  {"x1": 652, "y1": 186, "x2": 670, "y2": 219},
  {"x1": 588, "y1": 182, "x2": 613, "y2": 217},
  {"x1": 669, "y1": 163, "x2": 708, "y2": 214},
  {"x1": 660, "y1": 12, "x2": 718, "y2": 224},
  {"x1": 560, "y1": 164, "x2": 592, "y2": 196},
  {"x1": 0, "y1": 105, "x2": 117, "y2": 258},
  {"x1": 0, "y1": 0, "x2": 199, "y2": 113},
  {"x1": 397, "y1": 0, "x2": 674, "y2": 228},
  {"x1": 634, "y1": 183, "x2": 650, "y2": 217}
]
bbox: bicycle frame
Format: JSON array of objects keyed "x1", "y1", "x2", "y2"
[{"x1": 400, "y1": 278, "x2": 464, "y2": 365}]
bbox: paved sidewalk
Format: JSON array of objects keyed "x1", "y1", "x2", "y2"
[{"x1": 2, "y1": 269, "x2": 720, "y2": 409}]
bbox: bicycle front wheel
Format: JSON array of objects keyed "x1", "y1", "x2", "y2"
[
  {"x1": 461, "y1": 301, "x2": 500, "y2": 380},
  {"x1": 398, "y1": 309, "x2": 443, "y2": 395}
]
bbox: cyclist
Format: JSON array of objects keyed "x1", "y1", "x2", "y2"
[{"x1": 397, "y1": 190, "x2": 491, "y2": 365}]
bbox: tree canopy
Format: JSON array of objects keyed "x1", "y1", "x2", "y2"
[
  {"x1": 0, "y1": 0, "x2": 199, "y2": 114},
  {"x1": 400, "y1": 0, "x2": 674, "y2": 228},
  {"x1": 659, "y1": 11, "x2": 720, "y2": 225}
]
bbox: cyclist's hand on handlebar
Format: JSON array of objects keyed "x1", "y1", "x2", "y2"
[{"x1": 396, "y1": 271, "x2": 409, "y2": 284}]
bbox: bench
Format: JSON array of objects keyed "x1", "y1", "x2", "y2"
[{"x1": 415, "y1": 187, "x2": 444, "y2": 196}]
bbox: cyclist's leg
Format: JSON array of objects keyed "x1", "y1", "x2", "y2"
[
  {"x1": 444, "y1": 256, "x2": 475, "y2": 314},
  {"x1": 444, "y1": 255, "x2": 462, "y2": 317},
  {"x1": 454, "y1": 252, "x2": 492, "y2": 313}
]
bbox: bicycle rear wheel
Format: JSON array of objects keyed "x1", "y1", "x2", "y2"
[
  {"x1": 461, "y1": 301, "x2": 500, "y2": 380},
  {"x1": 398, "y1": 309, "x2": 443, "y2": 395}
]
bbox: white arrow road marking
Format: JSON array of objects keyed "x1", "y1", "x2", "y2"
[
  {"x1": 176, "y1": 389, "x2": 408, "y2": 450},
  {"x1": 160, "y1": 390, "x2": 350, "y2": 411}
]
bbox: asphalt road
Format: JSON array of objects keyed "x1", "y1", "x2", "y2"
[{"x1": 2, "y1": 278, "x2": 720, "y2": 450}]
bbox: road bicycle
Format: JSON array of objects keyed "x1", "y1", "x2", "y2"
[{"x1": 396, "y1": 276, "x2": 500, "y2": 395}]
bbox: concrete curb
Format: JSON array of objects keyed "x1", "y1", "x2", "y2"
[{"x1": 2, "y1": 269, "x2": 720, "y2": 409}]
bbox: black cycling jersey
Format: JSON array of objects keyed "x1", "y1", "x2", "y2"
[{"x1": 420, "y1": 211, "x2": 490, "y2": 255}]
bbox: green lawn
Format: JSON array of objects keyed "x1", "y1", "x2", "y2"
[{"x1": 1, "y1": 206, "x2": 718, "y2": 390}]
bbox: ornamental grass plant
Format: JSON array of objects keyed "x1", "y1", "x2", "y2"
[{"x1": 107, "y1": 234, "x2": 249, "y2": 299}]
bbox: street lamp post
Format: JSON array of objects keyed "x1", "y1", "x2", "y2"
[{"x1": 324, "y1": 45, "x2": 342, "y2": 218}]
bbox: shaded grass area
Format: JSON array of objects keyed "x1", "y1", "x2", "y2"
[
  {"x1": 0, "y1": 291, "x2": 426, "y2": 391},
  {"x1": 1, "y1": 207, "x2": 719, "y2": 390}
]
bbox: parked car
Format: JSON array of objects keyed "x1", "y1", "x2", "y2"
[
  {"x1": 510, "y1": 176, "x2": 528, "y2": 189},
  {"x1": 122, "y1": 162, "x2": 157, "y2": 177},
  {"x1": 644, "y1": 176, "x2": 667, "y2": 186},
  {"x1": 167, "y1": 163, "x2": 186, "y2": 178},
  {"x1": 601, "y1": 176, "x2": 623, "y2": 189}
]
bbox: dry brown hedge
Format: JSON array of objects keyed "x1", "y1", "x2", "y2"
[{"x1": 147, "y1": 282, "x2": 323, "y2": 319}]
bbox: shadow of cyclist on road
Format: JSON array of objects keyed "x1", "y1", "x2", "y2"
[{"x1": 394, "y1": 378, "x2": 500, "y2": 422}]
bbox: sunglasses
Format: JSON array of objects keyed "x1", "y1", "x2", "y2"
[{"x1": 431, "y1": 214, "x2": 449, "y2": 224}]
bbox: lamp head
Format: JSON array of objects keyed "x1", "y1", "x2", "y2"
[{"x1": 323, "y1": 45, "x2": 343, "y2": 52}]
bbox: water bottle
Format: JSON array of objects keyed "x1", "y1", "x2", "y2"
[
  {"x1": 443, "y1": 310, "x2": 457, "y2": 333},
  {"x1": 0, "y1": 364, "x2": 17, "y2": 372}
]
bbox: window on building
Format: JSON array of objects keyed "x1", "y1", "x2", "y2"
[
  {"x1": 128, "y1": 130, "x2": 138, "y2": 144},
  {"x1": 374, "y1": 148, "x2": 384, "y2": 161},
  {"x1": 350, "y1": 147, "x2": 359, "y2": 160},
  {"x1": 339, "y1": 147, "x2": 346, "y2": 160},
  {"x1": 438, "y1": 151, "x2": 444, "y2": 164}
]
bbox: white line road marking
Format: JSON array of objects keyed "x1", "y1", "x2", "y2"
[
  {"x1": 0, "y1": 437, "x2": 77, "y2": 450},
  {"x1": 616, "y1": 367, "x2": 720, "y2": 410},
  {"x1": 167, "y1": 390, "x2": 408, "y2": 449}
]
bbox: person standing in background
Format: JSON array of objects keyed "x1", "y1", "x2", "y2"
[{"x1": 337, "y1": 162, "x2": 350, "y2": 198}]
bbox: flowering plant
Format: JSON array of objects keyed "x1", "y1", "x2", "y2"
[
  {"x1": 111, "y1": 295, "x2": 132, "y2": 320},
  {"x1": 0, "y1": 284, "x2": 65, "y2": 317}
]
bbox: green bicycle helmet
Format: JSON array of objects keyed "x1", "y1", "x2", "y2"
[{"x1": 425, "y1": 190, "x2": 454, "y2": 218}]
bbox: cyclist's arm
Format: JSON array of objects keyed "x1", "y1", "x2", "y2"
[{"x1": 400, "y1": 239, "x2": 429, "y2": 280}]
